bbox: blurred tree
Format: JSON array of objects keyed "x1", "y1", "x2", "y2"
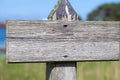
[
  {"x1": 87, "y1": 3, "x2": 120, "y2": 21},
  {"x1": 77, "y1": 15, "x2": 82, "y2": 20}
]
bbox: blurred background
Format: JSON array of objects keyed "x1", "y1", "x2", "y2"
[{"x1": 0, "y1": 0, "x2": 120, "y2": 80}]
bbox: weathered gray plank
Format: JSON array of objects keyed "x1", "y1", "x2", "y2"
[
  {"x1": 7, "y1": 21, "x2": 120, "y2": 42},
  {"x1": 7, "y1": 41, "x2": 119, "y2": 62},
  {"x1": 6, "y1": 21, "x2": 120, "y2": 62}
]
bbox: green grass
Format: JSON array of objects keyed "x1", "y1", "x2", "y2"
[
  {"x1": 0, "y1": 57, "x2": 46, "y2": 80},
  {"x1": 0, "y1": 57, "x2": 120, "y2": 80},
  {"x1": 77, "y1": 61, "x2": 120, "y2": 80}
]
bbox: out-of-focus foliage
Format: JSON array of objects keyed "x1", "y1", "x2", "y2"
[
  {"x1": 78, "y1": 15, "x2": 82, "y2": 20},
  {"x1": 87, "y1": 3, "x2": 120, "y2": 21}
]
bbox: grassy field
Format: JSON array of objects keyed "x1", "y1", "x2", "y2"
[
  {"x1": 0, "y1": 57, "x2": 45, "y2": 80},
  {"x1": 0, "y1": 56, "x2": 120, "y2": 80},
  {"x1": 77, "y1": 61, "x2": 120, "y2": 80}
]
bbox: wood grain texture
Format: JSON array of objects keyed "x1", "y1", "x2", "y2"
[
  {"x1": 7, "y1": 21, "x2": 120, "y2": 42},
  {"x1": 46, "y1": 62, "x2": 76, "y2": 80},
  {"x1": 6, "y1": 21, "x2": 120, "y2": 62}
]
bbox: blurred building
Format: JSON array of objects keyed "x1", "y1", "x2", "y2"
[{"x1": 0, "y1": 23, "x2": 5, "y2": 27}]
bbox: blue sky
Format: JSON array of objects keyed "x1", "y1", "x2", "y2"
[{"x1": 0, "y1": 0, "x2": 120, "y2": 22}]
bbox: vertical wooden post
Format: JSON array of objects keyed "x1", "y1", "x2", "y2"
[
  {"x1": 46, "y1": 0, "x2": 78, "y2": 80},
  {"x1": 46, "y1": 62, "x2": 76, "y2": 80}
]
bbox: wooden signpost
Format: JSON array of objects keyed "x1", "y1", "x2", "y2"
[
  {"x1": 6, "y1": 21, "x2": 120, "y2": 62},
  {"x1": 6, "y1": 20, "x2": 120, "y2": 79},
  {"x1": 6, "y1": 0, "x2": 120, "y2": 80}
]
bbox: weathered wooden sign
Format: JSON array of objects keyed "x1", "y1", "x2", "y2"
[{"x1": 6, "y1": 20, "x2": 120, "y2": 62}]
